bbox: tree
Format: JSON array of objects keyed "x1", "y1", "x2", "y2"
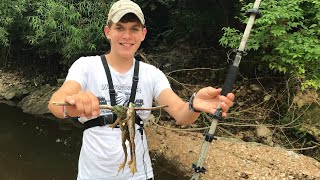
[
  {"x1": 220, "y1": 0, "x2": 320, "y2": 89},
  {"x1": 27, "y1": 0, "x2": 110, "y2": 63},
  {"x1": 0, "y1": 0, "x2": 28, "y2": 46}
]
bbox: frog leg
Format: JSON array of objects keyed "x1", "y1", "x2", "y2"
[
  {"x1": 109, "y1": 116, "x2": 122, "y2": 129},
  {"x1": 127, "y1": 116, "x2": 137, "y2": 175},
  {"x1": 117, "y1": 124, "x2": 129, "y2": 174}
]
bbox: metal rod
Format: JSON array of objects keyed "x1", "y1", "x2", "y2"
[{"x1": 191, "y1": 0, "x2": 262, "y2": 179}]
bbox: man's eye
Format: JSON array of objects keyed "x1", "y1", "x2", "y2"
[
  {"x1": 131, "y1": 28, "x2": 139, "y2": 32},
  {"x1": 116, "y1": 27, "x2": 123, "y2": 30}
]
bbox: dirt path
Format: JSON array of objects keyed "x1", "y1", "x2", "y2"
[{"x1": 146, "y1": 126, "x2": 320, "y2": 180}]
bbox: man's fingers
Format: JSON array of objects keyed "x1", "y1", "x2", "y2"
[
  {"x1": 88, "y1": 92, "x2": 100, "y2": 117},
  {"x1": 220, "y1": 102, "x2": 230, "y2": 114},
  {"x1": 82, "y1": 97, "x2": 93, "y2": 119},
  {"x1": 205, "y1": 87, "x2": 222, "y2": 98},
  {"x1": 74, "y1": 97, "x2": 85, "y2": 117},
  {"x1": 220, "y1": 95, "x2": 234, "y2": 108},
  {"x1": 221, "y1": 112, "x2": 228, "y2": 118},
  {"x1": 63, "y1": 91, "x2": 100, "y2": 118},
  {"x1": 227, "y1": 93, "x2": 235, "y2": 102},
  {"x1": 65, "y1": 96, "x2": 76, "y2": 105},
  {"x1": 64, "y1": 95, "x2": 80, "y2": 117},
  {"x1": 211, "y1": 108, "x2": 228, "y2": 118}
]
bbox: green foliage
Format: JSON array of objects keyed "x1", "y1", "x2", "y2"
[
  {"x1": 26, "y1": 0, "x2": 109, "y2": 63},
  {"x1": 0, "y1": 0, "x2": 114, "y2": 65},
  {"x1": 1, "y1": 0, "x2": 238, "y2": 66},
  {"x1": 220, "y1": 0, "x2": 320, "y2": 89},
  {"x1": 0, "y1": 0, "x2": 28, "y2": 46},
  {"x1": 3, "y1": 0, "x2": 318, "y2": 82}
]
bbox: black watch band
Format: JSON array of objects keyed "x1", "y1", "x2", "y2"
[{"x1": 189, "y1": 93, "x2": 201, "y2": 113}]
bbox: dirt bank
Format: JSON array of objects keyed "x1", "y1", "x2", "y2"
[{"x1": 146, "y1": 126, "x2": 320, "y2": 180}]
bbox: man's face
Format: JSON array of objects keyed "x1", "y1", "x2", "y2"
[{"x1": 105, "y1": 21, "x2": 147, "y2": 58}]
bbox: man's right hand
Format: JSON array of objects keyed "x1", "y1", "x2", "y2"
[{"x1": 64, "y1": 91, "x2": 100, "y2": 119}]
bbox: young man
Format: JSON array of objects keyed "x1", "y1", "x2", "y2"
[{"x1": 48, "y1": 0, "x2": 235, "y2": 179}]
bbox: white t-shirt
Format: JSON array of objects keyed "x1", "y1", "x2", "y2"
[{"x1": 66, "y1": 55, "x2": 171, "y2": 180}]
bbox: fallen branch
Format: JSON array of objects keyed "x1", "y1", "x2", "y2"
[{"x1": 286, "y1": 144, "x2": 319, "y2": 151}]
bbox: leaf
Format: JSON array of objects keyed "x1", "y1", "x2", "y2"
[{"x1": 264, "y1": 94, "x2": 272, "y2": 101}]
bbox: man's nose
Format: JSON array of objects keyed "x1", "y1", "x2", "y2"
[{"x1": 122, "y1": 30, "x2": 132, "y2": 39}]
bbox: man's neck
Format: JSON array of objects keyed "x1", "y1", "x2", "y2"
[{"x1": 105, "y1": 53, "x2": 134, "y2": 74}]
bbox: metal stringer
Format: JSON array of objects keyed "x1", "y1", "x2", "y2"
[{"x1": 191, "y1": 0, "x2": 263, "y2": 179}]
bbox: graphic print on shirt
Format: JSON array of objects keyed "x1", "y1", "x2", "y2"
[
  {"x1": 115, "y1": 91, "x2": 131, "y2": 106},
  {"x1": 98, "y1": 84, "x2": 145, "y2": 115}
]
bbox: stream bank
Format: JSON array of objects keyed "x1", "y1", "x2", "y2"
[{"x1": 1, "y1": 68, "x2": 320, "y2": 179}]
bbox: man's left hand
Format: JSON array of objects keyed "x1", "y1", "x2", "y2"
[{"x1": 193, "y1": 87, "x2": 235, "y2": 118}]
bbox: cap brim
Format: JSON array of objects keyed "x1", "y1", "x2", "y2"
[{"x1": 110, "y1": 9, "x2": 145, "y2": 25}]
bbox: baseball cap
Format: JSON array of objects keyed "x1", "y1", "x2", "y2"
[{"x1": 107, "y1": 0, "x2": 145, "y2": 25}]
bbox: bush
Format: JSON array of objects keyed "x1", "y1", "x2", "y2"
[{"x1": 220, "y1": 0, "x2": 320, "y2": 89}]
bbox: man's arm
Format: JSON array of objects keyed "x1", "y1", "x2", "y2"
[
  {"x1": 48, "y1": 80, "x2": 100, "y2": 119},
  {"x1": 156, "y1": 87, "x2": 235, "y2": 125},
  {"x1": 156, "y1": 88, "x2": 200, "y2": 125}
]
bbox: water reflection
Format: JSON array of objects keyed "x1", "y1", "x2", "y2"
[
  {"x1": 0, "y1": 103, "x2": 187, "y2": 180},
  {"x1": 0, "y1": 103, "x2": 80, "y2": 179}
]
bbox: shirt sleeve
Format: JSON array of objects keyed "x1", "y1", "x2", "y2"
[
  {"x1": 65, "y1": 57, "x2": 89, "y2": 90},
  {"x1": 152, "y1": 68, "x2": 171, "y2": 100}
]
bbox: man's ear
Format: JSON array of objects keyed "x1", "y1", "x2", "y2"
[
  {"x1": 104, "y1": 25, "x2": 111, "y2": 39},
  {"x1": 141, "y1": 27, "x2": 147, "y2": 41}
]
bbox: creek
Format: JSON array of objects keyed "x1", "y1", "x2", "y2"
[{"x1": 0, "y1": 103, "x2": 187, "y2": 180}]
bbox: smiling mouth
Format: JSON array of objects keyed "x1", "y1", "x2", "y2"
[{"x1": 120, "y1": 43, "x2": 134, "y2": 47}]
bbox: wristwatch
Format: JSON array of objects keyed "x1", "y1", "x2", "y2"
[{"x1": 189, "y1": 93, "x2": 201, "y2": 113}]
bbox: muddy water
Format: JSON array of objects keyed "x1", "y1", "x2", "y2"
[{"x1": 0, "y1": 103, "x2": 187, "y2": 180}]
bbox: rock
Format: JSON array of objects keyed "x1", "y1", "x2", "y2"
[
  {"x1": 0, "y1": 100, "x2": 16, "y2": 106},
  {"x1": 236, "y1": 86, "x2": 247, "y2": 97},
  {"x1": 256, "y1": 124, "x2": 272, "y2": 138},
  {"x1": 256, "y1": 124, "x2": 274, "y2": 146},
  {"x1": 4, "y1": 90, "x2": 15, "y2": 100},
  {"x1": 1, "y1": 79, "x2": 30, "y2": 101},
  {"x1": 293, "y1": 90, "x2": 318, "y2": 108},
  {"x1": 17, "y1": 84, "x2": 57, "y2": 115},
  {"x1": 299, "y1": 107, "x2": 320, "y2": 142},
  {"x1": 301, "y1": 124, "x2": 320, "y2": 142},
  {"x1": 250, "y1": 84, "x2": 262, "y2": 91},
  {"x1": 286, "y1": 151, "x2": 301, "y2": 159}
]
